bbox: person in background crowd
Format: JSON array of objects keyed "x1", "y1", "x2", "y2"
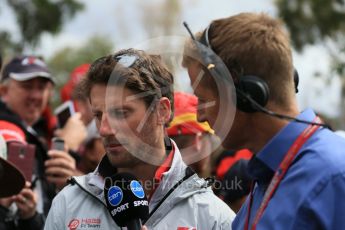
[
  {"x1": 166, "y1": 91, "x2": 220, "y2": 177},
  {"x1": 213, "y1": 149, "x2": 252, "y2": 213},
  {"x1": 0, "y1": 55, "x2": 78, "y2": 216},
  {"x1": 45, "y1": 48, "x2": 235, "y2": 229},
  {"x1": 0, "y1": 136, "x2": 25, "y2": 199},
  {"x1": 183, "y1": 12, "x2": 345, "y2": 229},
  {"x1": 60, "y1": 63, "x2": 104, "y2": 173},
  {"x1": 0, "y1": 126, "x2": 44, "y2": 230},
  {"x1": 0, "y1": 52, "x2": 42, "y2": 229}
]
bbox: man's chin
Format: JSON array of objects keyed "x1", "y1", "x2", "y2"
[{"x1": 23, "y1": 116, "x2": 40, "y2": 126}]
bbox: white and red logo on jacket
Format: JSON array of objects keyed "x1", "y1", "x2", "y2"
[
  {"x1": 68, "y1": 219, "x2": 80, "y2": 230},
  {"x1": 177, "y1": 227, "x2": 197, "y2": 230},
  {"x1": 67, "y1": 218, "x2": 101, "y2": 229}
]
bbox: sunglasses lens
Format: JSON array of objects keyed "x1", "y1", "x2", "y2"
[{"x1": 115, "y1": 55, "x2": 138, "y2": 68}]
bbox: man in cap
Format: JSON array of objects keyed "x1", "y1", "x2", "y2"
[
  {"x1": 0, "y1": 55, "x2": 77, "y2": 216},
  {"x1": 0, "y1": 52, "x2": 25, "y2": 199}
]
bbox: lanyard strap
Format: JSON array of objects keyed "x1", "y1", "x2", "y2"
[
  {"x1": 145, "y1": 167, "x2": 196, "y2": 223},
  {"x1": 244, "y1": 117, "x2": 321, "y2": 230}
]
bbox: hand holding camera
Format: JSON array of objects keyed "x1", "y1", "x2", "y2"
[{"x1": 45, "y1": 137, "x2": 77, "y2": 190}]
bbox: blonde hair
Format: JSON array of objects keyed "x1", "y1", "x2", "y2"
[{"x1": 183, "y1": 13, "x2": 295, "y2": 107}]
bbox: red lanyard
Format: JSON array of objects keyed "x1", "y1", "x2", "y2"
[{"x1": 244, "y1": 117, "x2": 321, "y2": 230}]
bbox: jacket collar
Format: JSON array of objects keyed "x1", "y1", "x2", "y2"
[
  {"x1": 84, "y1": 139, "x2": 186, "y2": 201},
  {"x1": 148, "y1": 140, "x2": 188, "y2": 210},
  {"x1": 74, "y1": 140, "x2": 208, "y2": 227},
  {"x1": 82, "y1": 139, "x2": 206, "y2": 202}
]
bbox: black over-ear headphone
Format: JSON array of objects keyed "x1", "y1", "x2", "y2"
[
  {"x1": 183, "y1": 22, "x2": 329, "y2": 128},
  {"x1": 200, "y1": 24, "x2": 297, "y2": 113}
]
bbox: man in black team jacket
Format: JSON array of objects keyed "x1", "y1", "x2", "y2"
[{"x1": 0, "y1": 55, "x2": 78, "y2": 229}]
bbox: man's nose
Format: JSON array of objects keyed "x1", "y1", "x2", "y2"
[
  {"x1": 99, "y1": 114, "x2": 115, "y2": 137},
  {"x1": 28, "y1": 87, "x2": 44, "y2": 100}
]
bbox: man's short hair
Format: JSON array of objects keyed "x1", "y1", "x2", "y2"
[
  {"x1": 84, "y1": 49, "x2": 174, "y2": 116},
  {"x1": 183, "y1": 13, "x2": 294, "y2": 107}
]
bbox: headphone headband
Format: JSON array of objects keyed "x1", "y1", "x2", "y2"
[{"x1": 200, "y1": 25, "x2": 212, "y2": 49}]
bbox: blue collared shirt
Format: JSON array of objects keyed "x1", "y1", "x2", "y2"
[{"x1": 233, "y1": 109, "x2": 345, "y2": 230}]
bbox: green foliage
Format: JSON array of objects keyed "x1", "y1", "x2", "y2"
[
  {"x1": 0, "y1": 31, "x2": 22, "y2": 57},
  {"x1": 48, "y1": 35, "x2": 114, "y2": 85},
  {"x1": 3, "y1": 0, "x2": 84, "y2": 51},
  {"x1": 275, "y1": 0, "x2": 345, "y2": 126},
  {"x1": 276, "y1": 0, "x2": 345, "y2": 51},
  {"x1": 47, "y1": 36, "x2": 114, "y2": 105}
]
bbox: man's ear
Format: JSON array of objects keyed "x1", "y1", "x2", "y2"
[{"x1": 156, "y1": 97, "x2": 171, "y2": 125}]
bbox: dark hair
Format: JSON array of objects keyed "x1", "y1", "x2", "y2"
[
  {"x1": 72, "y1": 81, "x2": 87, "y2": 101},
  {"x1": 83, "y1": 49, "x2": 174, "y2": 116}
]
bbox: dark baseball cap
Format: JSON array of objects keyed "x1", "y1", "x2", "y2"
[{"x1": 1, "y1": 55, "x2": 54, "y2": 83}]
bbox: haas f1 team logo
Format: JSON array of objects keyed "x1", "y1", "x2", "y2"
[
  {"x1": 68, "y1": 219, "x2": 80, "y2": 230},
  {"x1": 68, "y1": 218, "x2": 101, "y2": 229}
]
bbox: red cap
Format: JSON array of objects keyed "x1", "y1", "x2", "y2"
[
  {"x1": 167, "y1": 92, "x2": 213, "y2": 136},
  {"x1": 0, "y1": 120, "x2": 26, "y2": 144},
  {"x1": 60, "y1": 64, "x2": 90, "y2": 102}
]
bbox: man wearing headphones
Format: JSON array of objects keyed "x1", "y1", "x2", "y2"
[{"x1": 183, "y1": 13, "x2": 345, "y2": 229}]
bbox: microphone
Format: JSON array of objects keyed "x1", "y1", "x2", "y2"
[{"x1": 104, "y1": 172, "x2": 149, "y2": 230}]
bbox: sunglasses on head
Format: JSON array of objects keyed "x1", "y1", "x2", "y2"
[{"x1": 90, "y1": 53, "x2": 141, "y2": 72}]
